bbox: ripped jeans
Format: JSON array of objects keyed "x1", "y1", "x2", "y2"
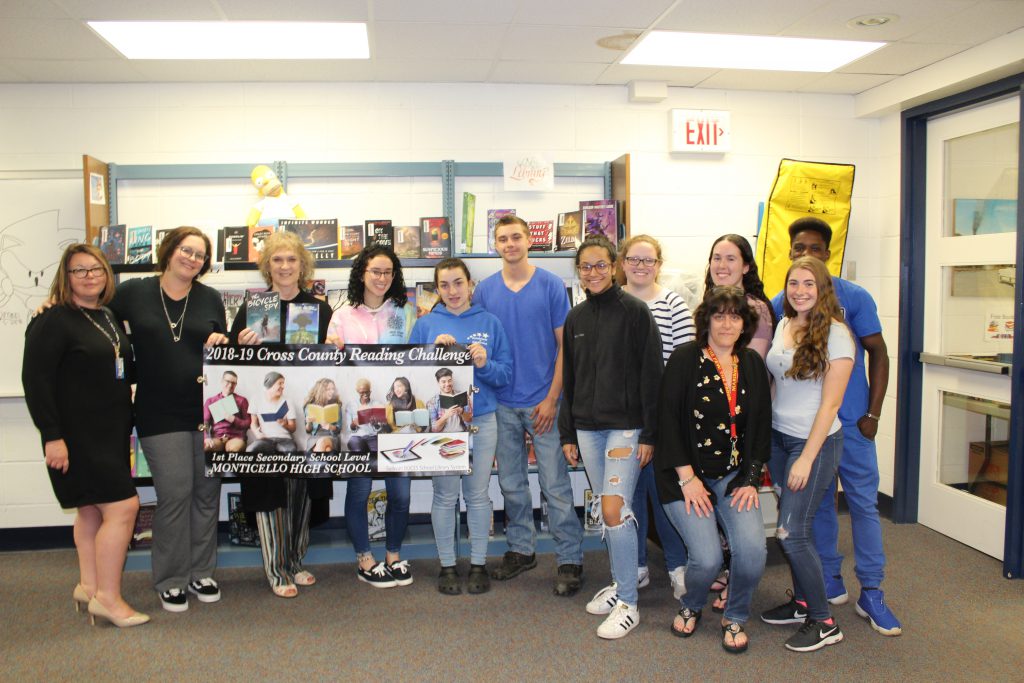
[{"x1": 576, "y1": 429, "x2": 642, "y2": 606}]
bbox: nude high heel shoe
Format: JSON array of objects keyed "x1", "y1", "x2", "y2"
[
  {"x1": 87, "y1": 598, "x2": 151, "y2": 628},
  {"x1": 73, "y1": 584, "x2": 91, "y2": 613}
]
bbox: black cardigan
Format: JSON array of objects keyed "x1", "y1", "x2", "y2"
[{"x1": 654, "y1": 342, "x2": 772, "y2": 505}]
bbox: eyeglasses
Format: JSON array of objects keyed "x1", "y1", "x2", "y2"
[
  {"x1": 578, "y1": 262, "x2": 611, "y2": 274},
  {"x1": 69, "y1": 266, "x2": 106, "y2": 279},
  {"x1": 624, "y1": 256, "x2": 659, "y2": 267},
  {"x1": 178, "y1": 245, "x2": 208, "y2": 262},
  {"x1": 367, "y1": 269, "x2": 394, "y2": 279}
]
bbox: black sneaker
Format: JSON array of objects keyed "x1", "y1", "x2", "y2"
[
  {"x1": 387, "y1": 560, "x2": 414, "y2": 586},
  {"x1": 553, "y1": 563, "x2": 583, "y2": 596},
  {"x1": 187, "y1": 578, "x2": 221, "y2": 603},
  {"x1": 358, "y1": 561, "x2": 398, "y2": 588},
  {"x1": 761, "y1": 592, "x2": 808, "y2": 625},
  {"x1": 489, "y1": 551, "x2": 537, "y2": 581},
  {"x1": 467, "y1": 564, "x2": 491, "y2": 595},
  {"x1": 784, "y1": 619, "x2": 844, "y2": 652},
  {"x1": 159, "y1": 588, "x2": 189, "y2": 613}
]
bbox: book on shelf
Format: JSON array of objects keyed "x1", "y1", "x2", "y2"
[
  {"x1": 461, "y1": 192, "x2": 476, "y2": 254},
  {"x1": 207, "y1": 393, "x2": 240, "y2": 424},
  {"x1": 439, "y1": 391, "x2": 469, "y2": 410},
  {"x1": 280, "y1": 218, "x2": 339, "y2": 260},
  {"x1": 365, "y1": 220, "x2": 394, "y2": 250},
  {"x1": 579, "y1": 199, "x2": 617, "y2": 245},
  {"x1": 556, "y1": 210, "x2": 582, "y2": 252},
  {"x1": 368, "y1": 488, "x2": 387, "y2": 541},
  {"x1": 420, "y1": 217, "x2": 451, "y2": 259},
  {"x1": 130, "y1": 502, "x2": 157, "y2": 549},
  {"x1": 583, "y1": 489, "x2": 602, "y2": 531},
  {"x1": 221, "y1": 289, "x2": 245, "y2": 328},
  {"x1": 130, "y1": 431, "x2": 151, "y2": 478},
  {"x1": 394, "y1": 408, "x2": 429, "y2": 428},
  {"x1": 326, "y1": 288, "x2": 347, "y2": 310},
  {"x1": 245, "y1": 290, "x2": 281, "y2": 342},
  {"x1": 99, "y1": 224, "x2": 126, "y2": 265},
  {"x1": 248, "y1": 225, "x2": 274, "y2": 263},
  {"x1": 285, "y1": 302, "x2": 320, "y2": 344},
  {"x1": 126, "y1": 225, "x2": 153, "y2": 264},
  {"x1": 394, "y1": 225, "x2": 421, "y2": 259},
  {"x1": 416, "y1": 282, "x2": 439, "y2": 318},
  {"x1": 228, "y1": 492, "x2": 260, "y2": 547},
  {"x1": 357, "y1": 406, "x2": 387, "y2": 425},
  {"x1": 154, "y1": 228, "x2": 175, "y2": 257},
  {"x1": 528, "y1": 220, "x2": 554, "y2": 252},
  {"x1": 306, "y1": 402, "x2": 339, "y2": 425},
  {"x1": 486, "y1": 209, "x2": 515, "y2": 254},
  {"x1": 307, "y1": 278, "x2": 326, "y2": 301},
  {"x1": 339, "y1": 224, "x2": 364, "y2": 259},
  {"x1": 223, "y1": 226, "x2": 249, "y2": 263}
]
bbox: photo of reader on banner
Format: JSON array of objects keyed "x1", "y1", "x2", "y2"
[{"x1": 201, "y1": 343, "x2": 473, "y2": 478}]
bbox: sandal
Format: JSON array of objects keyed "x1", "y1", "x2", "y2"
[
  {"x1": 437, "y1": 566, "x2": 462, "y2": 595},
  {"x1": 712, "y1": 587, "x2": 728, "y2": 613},
  {"x1": 710, "y1": 569, "x2": 729, "y2": 593},
  {"x1": 272, "y1": 584, "x2": 298, "y2": 599},
  {"x1": 294, "y1": 570, "x2": 316, "y2": 586},
  {"x1": 671, "y1": 607, "x2": 702, "y2": 638},
  {"x1": 721, "y1": 621, "x2": 748, "y2": 654}
]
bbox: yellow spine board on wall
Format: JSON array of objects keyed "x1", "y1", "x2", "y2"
[{"x1": 755, "y1": 158, "x2": 855, "y2": 298}]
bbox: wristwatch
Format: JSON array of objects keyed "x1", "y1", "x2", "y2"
[{"x1": 863, "y1": 412, "x2": 880, "y2": 421}]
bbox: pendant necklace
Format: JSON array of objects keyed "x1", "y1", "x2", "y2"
[
  {"x1": 160, "y1": 283, "x2": 191, "y2": 343},
  {"x1": 79, "y1": 306, "x2": 125, "y2": 379}
]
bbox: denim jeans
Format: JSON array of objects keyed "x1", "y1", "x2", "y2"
[
  {"x1": 345, "y1": 475, "x2": 411, "y2": 555},
  {"x1": 431, "y1": 413, "x2": 497, "y2": 566},
  {"x1": 495, "y1": 403, "x2": 583, "y2": 565},
  {"x1": 768, "y1": 428, "x2": 843, "y2": 621},
  {"x1": 577, "y1": 429, "x2": 642, "y2": 606},
  {"x1": 661, "y1": 470, "x2": 766, "y2": 624},
  {"x1": 634, "y1": 462, "x2": 688, "y2": 570}
]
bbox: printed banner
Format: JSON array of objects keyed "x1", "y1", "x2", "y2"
[
  {"x1": 202, "y1": 344, "x2": 473, "y2": 478},
  {"x1": 503, "y1": 154, "x2": 555, "y2": 191}
]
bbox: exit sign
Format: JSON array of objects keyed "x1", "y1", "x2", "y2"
[{"x1": 670, "y1": 109, "x2": 731, "y2": 153}]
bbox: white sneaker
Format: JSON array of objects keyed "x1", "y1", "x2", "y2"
[
  {"x1": 596, "y1": 600, "x2": 640, "y2": 640},
  {"x1": 669, "y1": 566, "x2": 687, "y2": 600},
  {"x1": 586, "y1": 583, "x2": 618, "y2": 615},
  {"x1": 637, "y1": 566, "x2": 650, "y2": 589}
]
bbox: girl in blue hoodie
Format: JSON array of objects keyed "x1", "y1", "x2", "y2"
[{"x1": 409, "y1": 258, "x2": 513, "y2": 595}]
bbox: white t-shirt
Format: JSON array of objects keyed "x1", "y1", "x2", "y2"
[
  {"x1": 250, "y1": 396, "x2": 296, "y2": 440},
  {"x1": 766, "y1": 318, "x2": 854, "y2": 438}
]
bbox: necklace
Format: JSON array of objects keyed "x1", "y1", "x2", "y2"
[
  {"x1": 79, "y1": 306, "x2": 125, "y2": 379},
  {"x1": 160, "y1": 284, "x2": 191, "y2": 343}
]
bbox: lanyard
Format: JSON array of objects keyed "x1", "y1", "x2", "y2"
[
  {"x1": 705, "y1": 346, "x2": 739, "y2": 468},
  {"x1": 80, "y1": 306, "x2": 125, "y2": 379}
]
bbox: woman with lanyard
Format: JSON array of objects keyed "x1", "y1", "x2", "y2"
[
  {"x1": 654, "y1": 285, "x2": 770, "y2": 653},
  {"x1": 327, "y1": 244, "x2": 416, "y2": 588},
  {"x1": 23, "y1": 244, "x2": 148, "y2": 627}
]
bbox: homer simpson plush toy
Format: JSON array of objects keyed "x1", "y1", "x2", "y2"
[{"x1": 247, "y1": 164, "x2": 307, "y2": 228}]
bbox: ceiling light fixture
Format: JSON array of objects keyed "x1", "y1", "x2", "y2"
[
  {"x1": 848, "y1": 15, "x2": 899, "y2": 28},
  {"x1": 621, "y1": 31, "x2": 884, "y2": 72},
  {"x1": 88, "y1": 21, "x2": 369, "y2": 60}
]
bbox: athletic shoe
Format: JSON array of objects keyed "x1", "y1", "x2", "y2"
[
  {"x1": 825, "y1": 574, "x2": 849, "y2": 605},
  {"x1": 784, "y1": 619, "x2": 844, "y2": 652},
  {"x1": 586, "y1": 583, "x2": 619, "y2": 615},
  {"x1": 761, "y1": 592, "x2": 808, "y2": 625},
  {"x1": 387, "y1": 560, "x2": 414, "y2": 586},
  {"x1": 187, "y1": 578, "x2": 221, "y2": 603},
  {"x1": 637, "y1": 566, "x2": 650, "y2": 589},
  {"x1": 358, "y1": 561, "x2": 397, "y2": 588},
  {"x1": 596, "y1": 601, "x2": 640, "y2": 640},
  {"x1": 669, "y1": 566, "x2": 687, "y2": 600},
  {"x1": 159, "y1": 588, "x2": 188, "y2": 613},
  {"x1": 855, "y1": 589, "x2": 903, "y2": 636},
  {"x1": 489, "y1": 551, "x2": 537, "y2": 580},
  {"x1": 554, "y1": 563, "x2": 583, "y2": 596}
]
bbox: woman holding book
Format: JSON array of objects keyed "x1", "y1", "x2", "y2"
[
  {"x1": 384, "y1": 377, "x2": 426, "y2": 434},
  {"x1": 327, "y1": 244, "x2": 416, "y2": 588},
  {"x1": 230, "y1": 230, "x2": 333, "y2": 598},
  {"x1": 654, "y1": 286, "x2": 770, "y2": 653},
  {"x1": 304, "y1": 378, "x2": 343, "y2": 453},
  {"x1": 346, "y1": 378, "x2": 386, "y2": 453},
  {"x1": 409, "y1": 257, "x2": 512, "y2": 595},
  {"x1": 23, "y1": 244, "x2": 148, "y2": 628},
  {"x1": 559, "y1": 236, "x2": 663, "y2": 640}
]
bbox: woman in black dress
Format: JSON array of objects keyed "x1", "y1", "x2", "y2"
[{"x1": 23, "y1": 244, "x2": 148, "y2": 628}]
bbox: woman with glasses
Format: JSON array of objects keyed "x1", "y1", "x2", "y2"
[
  {"x1": 559, "y1": 235, "x2": 663, "y2": 640},
  {"x1": 107, "y1": 226, "x2": 229, "y2": 613},
  {"x1": 23, "y1": 244, "x2": 148, "y2": 628},
  {"x1": 327, "y1": 244, "x2": 416, "y2": 588}
]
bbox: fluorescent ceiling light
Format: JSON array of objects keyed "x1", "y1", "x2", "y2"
[
  {"x1": 622, "y1": 31, "x2": 884, "y2": 72},
  {"x1": 88, "y1": 21, "x2": 369, "y2": 60}
]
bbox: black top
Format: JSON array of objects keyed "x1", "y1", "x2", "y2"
[
  {"x1": 655, "y1": 342, "x2": 772, "y2": 505},
  {"x1": 110, "y1": 276, "x2": 226, "y2": 438},
  {"x1": 22, "y1": 305, "x2": 136, "y2": 508},
  {"x1": 693, "y1": 355, "x2": 749, "y2": 478},
  {"x1": 558, "y1": 283, "x2": 663, "y2": 446},
  {"x1": 229, "y1": 288, "x2": 334, "y2": 512}
]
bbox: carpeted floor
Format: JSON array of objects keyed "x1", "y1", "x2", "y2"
[{"x1": 1, "y1": 517, "x2": 1021, "y2": 682}]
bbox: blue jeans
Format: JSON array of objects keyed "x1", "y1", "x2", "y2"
[
  {"x1": 495, "y1": 403, "x2": 583, "y2": 565},
  {"x1": 577, "y1": 429, "x2": 642, "y2": 606},
  {"x1": 345, "y1": 475, "x2": 411, "y2": 555},
  {"x1": 661, "y1": 470, "x2": 766, "y2": 624},
  {"x1": 768, "y1": 428, "x2": 843, "y2": 621},
  {"x1": 431, "y1": 413, "x2": 497, "y2": 566},
  {"x1": 813, "y1": 418, "x2": 886, "y2": 587},
  {"x1": 634, "y1": 462, "x2": 688, "y2": 570}
]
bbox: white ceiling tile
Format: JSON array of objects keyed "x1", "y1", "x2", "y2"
[
  {"x1": 656, "y1": 0, "x2": 827, "y2": 35},
  {"x1": 0, "y1": 19, "x2": 121, "y2": 59},
  {"x1": 697, "y1": 69, "x2": 823, "y2": 92},
  {"x1": 53, "y1": 0, "x2": 223, "y2": 21},
  {"x1": 132, "y1": 60, "x2": 375, "y2": 81},
  {"x1": 215, "y1": 0, "x2": 368, "y2": 21},
  {"x1": 499, "y1": 25, "x2": 627, "y2": 62},
  {"x1": 0, "y1": 0, "x2": 68, "y2": 19},
  {"x1": 904, "y1": 0, "x2": 1024, "y2": 44},
  {"x1": 489, "y1": 60, "x2": 606, "y2": 85},
  {"x1": 0, "y1": 59, "x2": 147, "y2": 82},
  {"x1": 373, "y1": 0, "x2": 518, "y2": 24},
  {"x1": 514, "y1": 0, "x2": 675, "y2": 29},
  {"x1": 373, "y1": 22, "x2": 504, "y2": 61},
  {"x1": 840, "y1": 41, "x2": 971, "y2": 75},
  {"x1": 597, "y1": 64, "x2": 718, "y2": 87},
  {"x1": 797, "y1": 72, "x2": 897, "y2": 94},
  {"x1": 373, "y1": 60, "x2": 493, "y2": 83},
  {"x1": 783, "y1": 0, "x2": 978, "y2": 41}
]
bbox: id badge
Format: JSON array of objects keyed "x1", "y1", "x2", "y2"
[{"x1": 115, "y1": 356, "x2": 125, "y2": 380}]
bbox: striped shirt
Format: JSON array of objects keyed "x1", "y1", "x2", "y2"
[{"x1": 645, "y1": 288, "x2": 695, "y2": 364}]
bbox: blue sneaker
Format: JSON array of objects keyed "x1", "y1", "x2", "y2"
[
  {"x1": 855, "y1": 589, "x2": 902, "y2": 636},
  {"x1": 825, "y1": 574, "x2": 848, "y2": 605}
]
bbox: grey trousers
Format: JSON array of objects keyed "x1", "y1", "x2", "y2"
[{"x1": 140, "y1": 431, "x2": 222, "y2": 593}]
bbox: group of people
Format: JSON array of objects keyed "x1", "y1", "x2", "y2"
[{"x1": 23, "y1": 214, "x2": 901, "y2": 654}]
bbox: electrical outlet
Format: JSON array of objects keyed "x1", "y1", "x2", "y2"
[{"x1": 846, "y1": 260, "x2": 856, "y2": 280}]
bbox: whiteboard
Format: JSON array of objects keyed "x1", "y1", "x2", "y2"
[{"x1": 0, "y1": 177, "x2": 84, "y2": 396}]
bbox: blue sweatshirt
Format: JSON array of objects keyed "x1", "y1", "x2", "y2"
[{"x1": 408, "y1": 305, "x2": 513, "y2": 418}]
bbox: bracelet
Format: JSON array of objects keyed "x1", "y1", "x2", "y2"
[
  {"x1": 678, "y1": 475, "x2": 696, "y2": 487},
  {"x1": 863, "y1": 412, "x2": 880, "y2": 421}
]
